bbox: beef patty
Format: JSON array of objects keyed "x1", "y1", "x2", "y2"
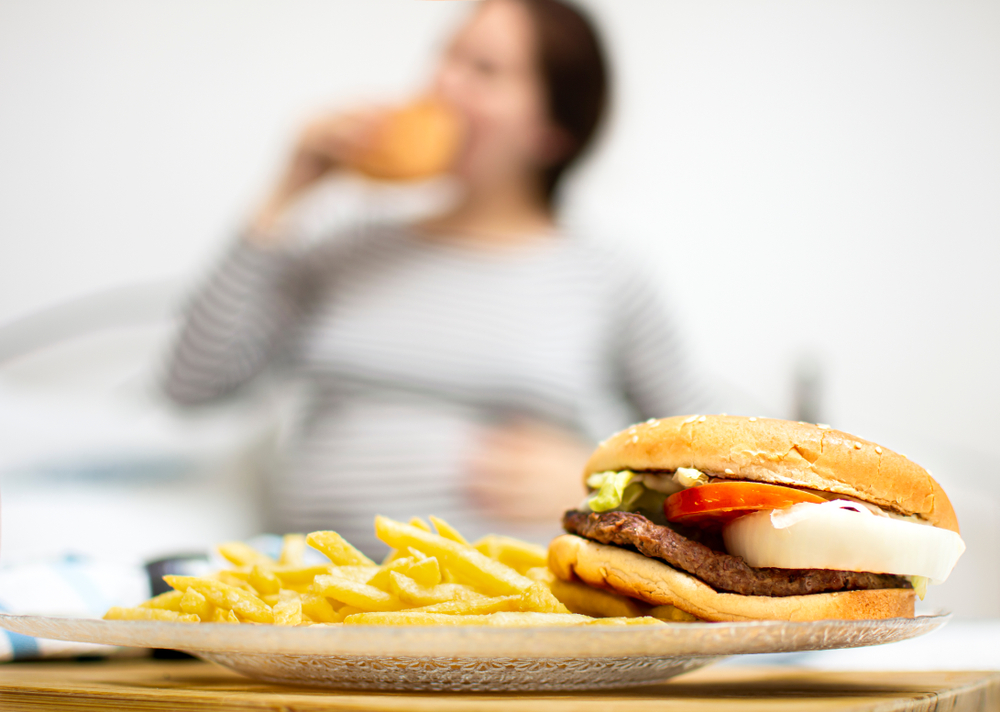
[{"x1": 563, "y1": 510, "x2": 911, "y2": 597}]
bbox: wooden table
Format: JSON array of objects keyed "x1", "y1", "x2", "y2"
[{"x1": 0, "y1": 659, "x2": 997, "y2": 711}]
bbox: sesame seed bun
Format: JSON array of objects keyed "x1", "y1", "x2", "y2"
[
  {"x1": 585, "y1": 415, "x2": 959, "y2": 533},
  {"x1": 351, "y1": 98, "x2": 460, "y2": 181},
  {"x1": 549, "y1": 534, "x2": 915, "y2": 622}
]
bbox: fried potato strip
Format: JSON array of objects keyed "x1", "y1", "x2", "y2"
[{"x1": 109, "y1": 515, "x2": 676, "y2": 628}]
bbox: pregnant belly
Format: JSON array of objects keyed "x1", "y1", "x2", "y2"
[{"x1": 265, "y1": 397, "x2": 505, "y2": 557}]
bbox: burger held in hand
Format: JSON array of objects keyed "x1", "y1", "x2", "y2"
[
  {"x1": 349, "y1": 98, "x2": 461, "y2": 182},
  {"x1": 548, "y1": 415, "x2": 966, "y2": 622}
]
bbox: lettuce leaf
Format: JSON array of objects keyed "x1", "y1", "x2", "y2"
[
  {"x1": 908, "y1": 575, "x2": 929, "y2": 600},
  {"x1": 586, "y1": 471, "x2": 635, "y2": 512}
]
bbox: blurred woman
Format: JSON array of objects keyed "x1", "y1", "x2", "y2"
[{"x1": 164, "y1": 0, "x2": 710, "y2": 555}]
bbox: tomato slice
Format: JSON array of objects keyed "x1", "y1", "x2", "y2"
[{"x1": 664, "y1": 482, "x2": 826, "y2": 528}]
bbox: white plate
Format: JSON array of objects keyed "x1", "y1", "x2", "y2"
[{"x1": 0, "y1": 611, "x2": 948, "y2": 691}]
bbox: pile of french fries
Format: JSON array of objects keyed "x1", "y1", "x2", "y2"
[{"x1": 105, "y1": 515, "x2": 694, "y2": 627}]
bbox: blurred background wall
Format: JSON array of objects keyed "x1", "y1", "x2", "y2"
[{"x1": 1, "y1": 0, "x2": 998, "y2": 614}]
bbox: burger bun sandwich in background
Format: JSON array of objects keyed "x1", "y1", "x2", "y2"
[
  {"x1": 349, "y1": 97, "x2": 461, "y2": 182},
  {"x1": 549, "y1": 415, "x2": 966, "y2": 622}
]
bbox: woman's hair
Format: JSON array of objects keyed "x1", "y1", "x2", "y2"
[{"x1": 519, "y1": 0, "x2": 610, "y2": 208}]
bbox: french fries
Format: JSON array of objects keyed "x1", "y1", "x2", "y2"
[
  {"x1": 306, "y1": 531, "x2": 377, "y2": 567},
  {"x1": 389, "y1": 572, "x2": 485, "y2": 607},
  {"x1": 218, "y1": 541, "x2": 271, "y2": 568},
  {"x1": 429, "y1": 515, "x2": 470, "y2": 545},
  {"x1": 416, "y1": 596, "x2": 521, "y2": 616},
  {"x1": 311, "y1": 575, "x2": 406, "y2": 612},
  {"x1": 105, "y1": 607, "x2": 199, "y2": 623},
  {"x1": 300, "y1": 593, "x2": 340, "y2": 623},
  {"x1": 375, "y1": 516, "x2": 550, "y2": 600},
  {"x1": 138, "y1": 590, "x2": 184, "y2": 612},
  {"x1": 474, "y1": 535, "x2": 548, "y2": 575},
  {"x1": 179, "y1": 588, "x2": 213, "y2": 619},
  {"x1": 278, "y1": 534, "x2": 306, "y2": 567},
  {"x1": 105, "y1": 516, "x2": 688, "y2": 627},
  {"x1": 526, "y1": 566, "x2": 650, "y2": 618},
  {"x1": 164, "y1": 575, "x2": 274, "y2": 624},
  {"x1": 273, "y1": 596, "x2": 303, "y2": 626},
  {"x1": 249, "y1": 565, "x2": 281, "y2": 596}
]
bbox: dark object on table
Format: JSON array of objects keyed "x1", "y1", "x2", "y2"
[
  {"x1": 144, "y1": 554, "x2": 210, "y2": 597},
  {"x1": 144, "y1": 554, "x2": 210, "y2": 659}
]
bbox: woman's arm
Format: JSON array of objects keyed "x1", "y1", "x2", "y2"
[
  {"x1": 161, "y1": 238, "x2": 308, "y2": 405},
  {"x1": 163, "y1": 108, "x2": 386, "y2": 404},
  {"x1": 252, "y1": 108, "x2": 384, "y2": 237}
]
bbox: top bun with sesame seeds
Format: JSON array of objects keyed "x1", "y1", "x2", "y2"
[{"x1": 583, "y1": 415, "x2": 959, "y2": 533}]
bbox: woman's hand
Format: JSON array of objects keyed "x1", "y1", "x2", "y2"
[
  {"x1": 464, "y1": 420, "x2": 592, "y2": 523},
  {"x1": 250, "y1": 108, "x2": 386, "y2": 239}
]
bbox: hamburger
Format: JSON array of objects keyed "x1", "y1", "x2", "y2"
[
  {"x1": 549, "y1": 415, "x2": 965, "y2": 622},
  {"x1": 350, "y1": 98, "x2": 461, "y2": 182}
]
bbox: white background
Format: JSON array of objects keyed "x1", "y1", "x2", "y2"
[
  {"x1": 3, "y1": 0, "x2": 998, "y2": 451},
  {"x1": 1, "y1": 1, "x2": 998, "y2": 612}
]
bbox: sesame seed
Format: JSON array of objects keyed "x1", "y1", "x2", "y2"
[
  {"x1": 817, "y1": 423, "x2": 831, "y2": 430},
  {"x1": 724, "y1": 468, "x2": 734, "y2": 475},
  {"x1": 875, "y1": 446, "x2": 883, "y2": 454},
  {"x1": 683, "y1": 415, "x2": 699, "y2": 424},
  {"x1": 853, "y1": 442, "x2": 862, "y2": 449},
  {"x1": 632, "y1": 435, "x2": 639, "y2": 443},
  {"x1": 647, "y1": 418, "x2": 657, "y2": 424},
  {"x1": 698, "y1": 415, "x2": 707, "y2": 423},
  {"x1": 748, "y1": 417, "x2": 757, "y2": 422}
]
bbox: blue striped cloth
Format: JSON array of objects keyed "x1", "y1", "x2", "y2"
[
  {"x1": 0, "y1": 556, "x2": 150, "y2": 661},
  {"x1": 0, "y1": 535, "x2": 298, "y2": 661}
]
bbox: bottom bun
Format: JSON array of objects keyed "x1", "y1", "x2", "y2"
[{"x1": 548, "y1": 534, "x2": 915, "y2": 622}]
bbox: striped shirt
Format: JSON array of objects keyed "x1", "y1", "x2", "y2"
[{"x1": 163, "y1": 224, "x2": 709, "y2": 555}]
